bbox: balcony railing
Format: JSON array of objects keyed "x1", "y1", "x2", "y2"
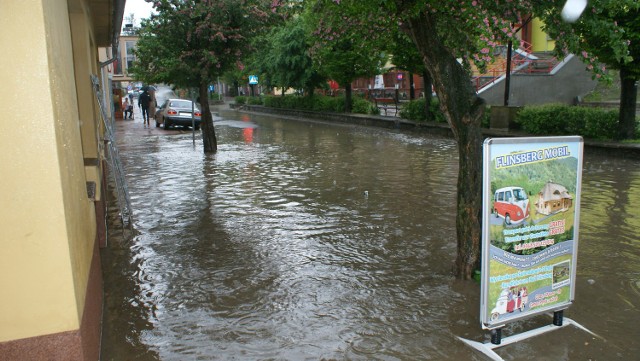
[{"x1": 472, "y1": 40, "x2": 559, "y2": 92}]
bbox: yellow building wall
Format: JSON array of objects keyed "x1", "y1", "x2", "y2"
[
  {"x1": 67, "y1": 0, "x2": 101, "y2": 332},
  {"x1": 0, "y1": 0, "x2": 97, "y2": 342},
  {"x1": 71, "y1": 11, "x2": 101, "y2": 161},
  {"x1": 531, "y1": 18, "x2": 556, "y2": 53}
]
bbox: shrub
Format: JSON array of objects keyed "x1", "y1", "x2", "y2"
[
  {"x1": 399, "y1": 98, "x2": 427, "y2": 121},
  {"x1": 321, "y1": 96, "x2": 345, "y2": 112},
  {"x1": 235, "y1": 96, "x2": 247, "y2": 105},
  {"x1": 260, "y1": 95, "x2": 634, "y2": 141},
  {"x1": 332, "y1": 97, "x2": 346, "y2": 112},
  {"x1": 247, "y1": 96, "x2": 263, "y2": 105},
  {"x1": 262, "y1": 94, "x2": 379, "y2": 114},
  {"x1": 311, "y1": 96, "x2": 336, "y2": 112},
  {"x1": 515, "y1": 104, "x2": 619, "y2": 140},
  {"x1": 263, "y1": 95, "x2": 283, "y2": 108},
  {"x1": 399, "y1": 98, "x2": 449, "y2": 123},
  {"x1": 481, "y1": 106, "x2": 491, "y2": 128},
  {"x1": 352, "y1": 97, "x2": 379, "y2": 114}
]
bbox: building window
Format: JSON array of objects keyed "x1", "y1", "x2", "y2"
[
  {"x1": 114, "y1": 47, "x2": 123, "y2": 75},
  {"x1": 125, "y1": 41, "x2": 136, "y2": 75}
]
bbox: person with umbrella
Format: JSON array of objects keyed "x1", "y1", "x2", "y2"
[{"x1": 138, "y1": 87, "x2": 152, "y2": 126}]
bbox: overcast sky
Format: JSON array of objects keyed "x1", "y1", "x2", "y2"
[{"x1": 123, "y1": 0, "x2": 155, "y2": 24}]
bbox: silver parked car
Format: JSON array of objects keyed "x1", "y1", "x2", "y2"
[{"x1": 154, "y1": 98, "x2": 202, "y2": 130}]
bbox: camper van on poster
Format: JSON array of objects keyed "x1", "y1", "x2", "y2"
[{"x1": 493, "y1": 186, "x2": 530, "y2": 225}]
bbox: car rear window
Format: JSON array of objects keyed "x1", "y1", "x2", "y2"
[{"x1": 169, "y1": 100, "x2": 192, "y2": 108}]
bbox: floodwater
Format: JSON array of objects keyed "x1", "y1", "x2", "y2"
[{"x1": 100, "y1": 107, "x2": 640, "y2": 361}]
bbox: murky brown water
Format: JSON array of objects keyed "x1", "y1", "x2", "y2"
[{"x1": 100, "y1": 108, "x2": 640, "y2": 360}]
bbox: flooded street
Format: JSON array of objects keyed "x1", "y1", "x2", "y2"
[{"x1": 100, "y1": 107, "x2": 639, "y2": 360}]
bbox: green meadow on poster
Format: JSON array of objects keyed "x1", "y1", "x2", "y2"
[{"x1": 480, "y1": 136, "x2": 584, "y2": 329}]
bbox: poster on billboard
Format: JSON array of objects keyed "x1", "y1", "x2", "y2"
[{"x1": 480, "y1": 136, "x2": 584, "y2": 329}]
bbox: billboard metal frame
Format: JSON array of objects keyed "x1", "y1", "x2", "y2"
[
  {"x1": 481, "y1": 136, "x2": 584, "y2": 328},
  {"x1": 458, "y1": 136, "x2": 598, "y2": 360}
]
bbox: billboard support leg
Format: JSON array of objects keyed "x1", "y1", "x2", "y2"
[
  {"x1": 490, "y1": 328, "x2": 502, "y2": 345},
  {"x1": 457, "y1": 316, "x2": 600, "y2": 361},
  {"x1": 553, "y1": 310, "x2": 563, "y2": 326}
]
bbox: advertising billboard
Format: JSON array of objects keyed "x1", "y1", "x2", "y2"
[{"x1": 481, "y1": 136, "x2": 583, "y2": 329}]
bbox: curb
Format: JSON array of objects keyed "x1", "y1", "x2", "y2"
[{"x1": 229, "y1": 104, "x2": 640, "y2": 160}]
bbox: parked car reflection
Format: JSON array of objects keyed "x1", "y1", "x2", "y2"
[{"x1": 154, "y1": 98, "x2": 202, "y2": 130}]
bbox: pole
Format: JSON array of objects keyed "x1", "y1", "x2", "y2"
[
  {"x1": 503, "y1": 16, "x2": 533, "y2": 107},
  {"x1": 217, "y1": 77, "x2": 221, "y2": 101},
  {"x1": 504, "y1": 40, "x2": 512, "y2": 106},
  {"x1": 191, "y1": 88, "x2": 195, "y2": 146},
  {"x1": 409, "y1": 72, "x2": 415, "y2": 100}
]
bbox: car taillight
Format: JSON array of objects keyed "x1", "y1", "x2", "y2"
[
  {"x1": 194, "y1": 111, "x2": 201, "y2": 116},
  {"x1": 167, "y1": 108, "x2": 178, "y2": 115}
]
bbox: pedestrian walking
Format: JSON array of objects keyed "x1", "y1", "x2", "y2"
[{"x1": 138, "y1": 88, "x2": 152, "y2": 126}]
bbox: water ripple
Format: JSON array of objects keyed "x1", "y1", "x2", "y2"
[{"x1": 101, "y1": 112, "x2": 640, "y2": 360}]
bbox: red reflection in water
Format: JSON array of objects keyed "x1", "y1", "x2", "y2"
[
  {"x1": 241, "y1": 114, "x2": 253, "y2": 143},
  {"x1": 243, "y1": 127, "x2": 254, "y2": 143}
]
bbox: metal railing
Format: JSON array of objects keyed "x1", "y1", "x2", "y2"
[
  {"x1": 91, "y1": 74, "x2": 133, "y2": 229},
  {"x1": 472, "y1": 40, "x2": 560, "y2": 92}
]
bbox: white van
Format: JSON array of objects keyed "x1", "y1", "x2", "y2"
[{"x1": 493, "y1": 186, "x2": 530, "y2": 225}]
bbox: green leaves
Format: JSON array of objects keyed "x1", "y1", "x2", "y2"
[
  {"x1": 304, "y1": 0, "x2": 389, "y2": 86},
  {"x1": 516, "y1": 104, "x2": 621, "y2": 140},
  {"x1": 249, "y1": 16, "x2": 325, "y2": 94},
  {"x1": 131, "y1": 0, "x2": 281, "y2": 88},
  {"x1": 536, "y1": 0, "x2": 640, "y2": 77}
]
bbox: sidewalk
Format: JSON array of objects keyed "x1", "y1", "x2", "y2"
[{"x1": 115, "y1": 101, "x2": 187, "y2": 136}]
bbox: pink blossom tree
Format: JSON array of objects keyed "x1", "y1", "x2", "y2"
[
  {"x1": 132, "y1": 0, "x2": 283, "y2": 152},
  {"x1": 313, "y1": 0, "x2": 541, "y2": 279},
  {"x1": 304, "y1": 0, "x2": 391, "y2": 112}
]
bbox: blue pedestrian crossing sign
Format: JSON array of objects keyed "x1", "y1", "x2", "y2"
[{"x1": 249, "y1": 75, "x2": 259, "y2": 85}]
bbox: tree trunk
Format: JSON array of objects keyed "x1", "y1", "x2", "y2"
[
  {"x1": 306, "y1": 85, "x2": 315, "y2": 97},
  {"x1": 232, "y1": 81, "x2": 239, "y2": 97},
  {"x1": 618, "y1": 67, "x2": 638, "y2": 140},
  {"x1": 345, "y1": 83, "x2": 353, "y2": 113},
  {"x1": 405, "y1": 11, "x2": 483, "y2": 279},
  {"x1": 199, "y1": 82, "x2": 218, "y2": 153},
  {"x1": 423, "y1": 70, "x2": 434, "y2": 121}
]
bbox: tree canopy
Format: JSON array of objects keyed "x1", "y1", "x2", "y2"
[
  {"x1": 126, "y1": 0, "x2": 633, "y2": 278},
  {"x1": 131, "y1": 0, "x2": 282, "y2": 152},
  {"x1": 250, "y1": 16, "x2": 326, "y2": 96},
  {"x1": 303, "y1": 0, "x2": 391, "y2": 111},
  {"x1": 132, "y1": 0, "x2": 280, "y2": 86},
  {"x1": 317, "y1": 0, "x2": 548, "y2": 279}
]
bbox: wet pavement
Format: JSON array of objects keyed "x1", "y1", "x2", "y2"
[{"x1": 100, "y1": 103, "x2": 640, "y2": 360}]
